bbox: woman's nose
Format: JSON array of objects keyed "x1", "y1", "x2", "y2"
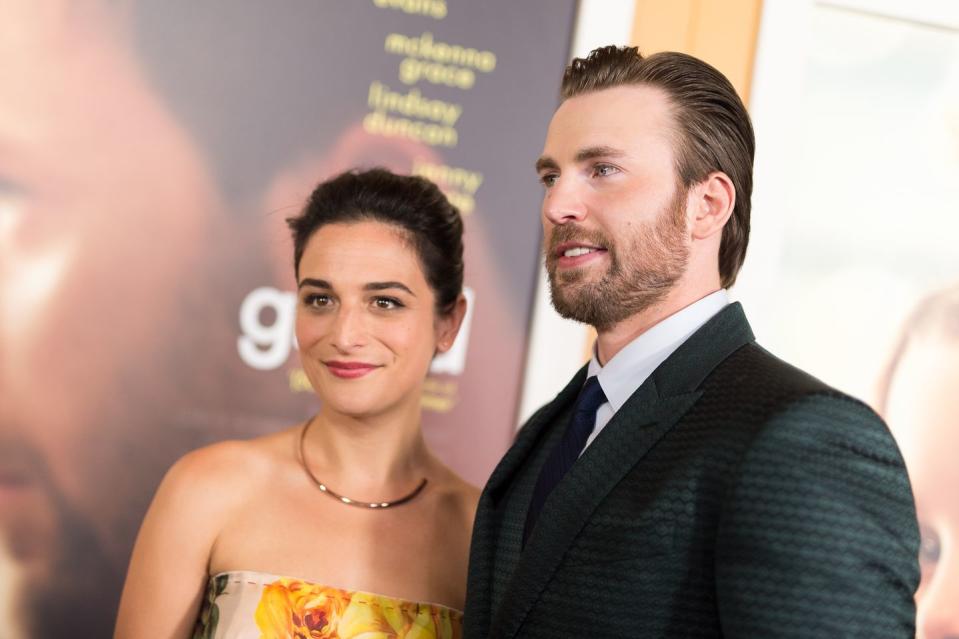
[{"x1": 329, "y1": 305, "x2": 367, "y2": 351}]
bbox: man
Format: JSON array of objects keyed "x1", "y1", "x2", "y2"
[{"x1": 465, "y1": 45, "x2": 919, "y2": 638}]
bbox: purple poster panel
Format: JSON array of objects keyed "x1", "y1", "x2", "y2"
[{"x1": 0, "y1": 1, "x2": 576, "y2": 635}]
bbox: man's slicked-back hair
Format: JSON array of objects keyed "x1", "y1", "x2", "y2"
[{"x1": 562, "y1": 45, "x2": 755, "y2": 288}]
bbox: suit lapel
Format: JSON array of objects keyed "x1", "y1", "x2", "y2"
[
  {"x1": 489, "y1": 380, "x2": 701, "y2": 639},
  {"x1": 487, "y1": 303, "x2": 755, "y2": 639},
  {"x1": 483, "y1": 367, "x2": 588, "y2": 501},
  {"x1": 464, "y1": 367, "x2": 587, "y2": 638}
]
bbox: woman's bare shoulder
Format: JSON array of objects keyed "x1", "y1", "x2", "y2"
[
  {"x1": 159, "y1": 426, "x2": 302, "y2": 513},
  {"x1": 116, "y1": 428, "x2": 304, "y2": 637}
]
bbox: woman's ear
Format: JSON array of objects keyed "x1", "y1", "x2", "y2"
[{"x1": 435, "y1": 293, "x2": 468, "y2": 354}]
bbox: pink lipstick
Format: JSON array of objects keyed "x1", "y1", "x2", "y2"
[{"x1": 325, "y1": 361, "x2": 379, "y2": 379}]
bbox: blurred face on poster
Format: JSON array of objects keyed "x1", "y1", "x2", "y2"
[
  {"x1": 885, "y1": 332, "x2": 959, "y2": 639},
  {"x1": 0, "y1": 2, "x2": 223, "y2": 635}
]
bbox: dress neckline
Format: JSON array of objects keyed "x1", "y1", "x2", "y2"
[{"x1": 209, "y1": 569, "x2": 464, "y2": 614}]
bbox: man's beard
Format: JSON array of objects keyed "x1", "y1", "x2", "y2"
[{"x1": 546, "y1": 187, "x2": 690, "y2": 331}]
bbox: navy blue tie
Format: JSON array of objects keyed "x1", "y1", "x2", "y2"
[{"x1": 524, "y1": 376, "x2": 607, "y2": 545}]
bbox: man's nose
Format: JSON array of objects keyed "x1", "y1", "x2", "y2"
[
  {"x1": 542, "y1": 176, "x2": 588, "y2": 226},
  {"x1": 917, "y1": 556, "x2": 959, "y2": 639}
]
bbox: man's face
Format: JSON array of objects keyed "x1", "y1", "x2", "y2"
[
  {"x1": 0, "y1": 2, "x2": 222, "y2": 634},
  {"x1": 886, "y1": 338, "x2": 959, "y2": 639},
  {"x1": 536, "y1": 85, "x2": 690, "y2": 331}
]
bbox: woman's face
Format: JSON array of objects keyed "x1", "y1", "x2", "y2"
[
  {"x1": 886, "y1": 338, "x2": 959, "y2": 639},
  {"x1": 294, "y1": 220, "x2": 461, "y2": 419}
]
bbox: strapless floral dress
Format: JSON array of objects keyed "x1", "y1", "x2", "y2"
[{"x1": 192, "y1": 570, "x2": 463, "y2": 639}]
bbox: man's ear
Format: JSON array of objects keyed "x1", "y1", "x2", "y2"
[
  {"x1": 689, "y1": 171, "x2": 735, "y2": 240},
  {"x1": 435, "y1": 293, "x2": 468, "y2": 354}
]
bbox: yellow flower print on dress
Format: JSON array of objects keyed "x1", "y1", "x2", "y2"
[
  {"x1": 253, "y1": 578, "x2": 461, "y2": 639},
  {"x1": 255, "y1": 579, "x2": 349, "y2": 639}
]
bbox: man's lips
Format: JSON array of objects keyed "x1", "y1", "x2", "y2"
[
  {"x1": 324, "y1": 361, "x2": 380, "y2": 379},
  {"x1": 552, "y1": 241, "x2": 608, "y2": 268}
]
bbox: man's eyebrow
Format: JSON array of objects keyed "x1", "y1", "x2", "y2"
[
  {"x1": 535, "y1": 156, "x2": 558, "y2": 174},
  {"x1": 574, "y1": 145, "x2": 626, "y2": 163},
  {"x1": 364, "y1": 281, "x2": 415, "y2": 296},
  {"x1": 298, "y1": 277, "x2": 331, "y2": 289},
  {"x1": 535, "y1": 146, "x2": 627, "y2": 174}
]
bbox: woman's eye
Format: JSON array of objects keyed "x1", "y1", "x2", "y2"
[
  {"x1": 919, "y1": 524, "x2": 941, "y2": 564},
  {"x1": 373, "y1": 297, "x2": 402, "y2": 310},
  {"x1": 304, "y1": 294, "x2": 331, "y2": 308}
]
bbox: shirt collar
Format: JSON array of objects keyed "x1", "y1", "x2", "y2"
[{"x1": 587, "y1": 289, "x2": 730, "y2": 412}]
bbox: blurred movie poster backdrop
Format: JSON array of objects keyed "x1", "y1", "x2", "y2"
[{"x1": 0, "y1": 1, "x2": 576, "y2": 635}]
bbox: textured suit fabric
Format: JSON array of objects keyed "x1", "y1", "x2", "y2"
[{"x1": 464, "y1": 303, "x2": 919, "y2": 638}]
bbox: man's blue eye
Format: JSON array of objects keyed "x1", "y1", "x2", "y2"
[{"x1": 595, "y1": 164, "x2": 617, "y2": 177}]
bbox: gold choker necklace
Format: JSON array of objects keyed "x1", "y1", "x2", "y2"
[{"x1": 297, "y1": 418, "x2": 428, "y2": 509}]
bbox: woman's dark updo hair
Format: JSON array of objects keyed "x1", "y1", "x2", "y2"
[{"x1": 288, "y1": 168, "x2": 464, "y2": 315}]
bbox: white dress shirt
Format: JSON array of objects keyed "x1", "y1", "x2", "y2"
[{"x1": 582, "y1": 289, "x2": 730, "y2": 450}]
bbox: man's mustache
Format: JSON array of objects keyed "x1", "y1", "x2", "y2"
[{"x1": 546, "y1": 225, "x2": 611, "y2": 261}]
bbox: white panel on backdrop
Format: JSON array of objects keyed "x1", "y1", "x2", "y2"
[
  {"x1": 430, "y1": 286, "x2": 475, "y2": 375},
  {"x1": 739, "y1": 0, "x2": 959, "y2": 400},
  {"x1": 819, "y1": 0, "x2": 958, "y2": 30}
]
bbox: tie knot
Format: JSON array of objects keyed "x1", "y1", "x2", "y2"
[{"x1": 575, "y1": 376, "x2": 607, "y2": 416}]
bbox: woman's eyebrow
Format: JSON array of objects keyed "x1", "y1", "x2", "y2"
[
  {"x1": 364, "y1": 281, "x2": 415, "y2": 296},
  {"x1": 297, "y1": 277, "x2": 331, "y2": 289}
]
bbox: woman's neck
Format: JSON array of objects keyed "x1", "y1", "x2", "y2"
[{"x1": 302, "y1": 400, "x2": 433, "y2": 496}]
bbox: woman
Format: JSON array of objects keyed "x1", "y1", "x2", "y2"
[{"x1": 115, "y1": 168, "x2": 479, "y2": 638}]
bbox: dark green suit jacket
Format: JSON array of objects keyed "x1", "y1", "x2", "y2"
[{"x1": 465, "y1": 304, "x2": 918, "y2": 638}]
